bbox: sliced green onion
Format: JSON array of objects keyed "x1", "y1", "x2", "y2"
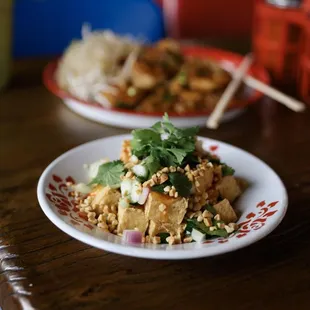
[
  {"x1": 177, "y1": 71, "x2": 187, "y2": 85},
  {"x1": 127, "y1": 86, "x2": 137, "y2": 97}
]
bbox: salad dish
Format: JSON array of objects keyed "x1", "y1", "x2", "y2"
[
  {"x1": 66, "y1": 115, "x2": 244, "y2": 245},
  {"x1": 37, "y1": 117, "x2": 287, "y2": 259}
]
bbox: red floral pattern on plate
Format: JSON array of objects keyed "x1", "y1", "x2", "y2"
[
  {"x1": 45, "y1": 174, "x2": 279, "y2": 244},
  {"x1": 203, "y1": 200, "x2": 279, "y2": 244},
  {"x1": 209, "y1": 145, "x2": 219, "y2": 152},
  {"x1": 46, "y1": 174, "x2": 96, "y2": 231}
]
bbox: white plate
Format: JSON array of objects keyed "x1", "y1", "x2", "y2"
[{"x1": 37, "y1": 135, "x2": 288, "y2": 260}]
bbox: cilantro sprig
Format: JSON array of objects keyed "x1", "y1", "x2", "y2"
[
  {"x1": 89, "y1": 160, "x2": 125, "y2": 188},
  {"x1": 130, "y1": 114, "x2": 199, "y2": 177},
  {"x1": 158, "y1": 233, "x2": 170, "y2": 244},
  {"x1": 152, "y1": 172, "x2": 192, "y2": 198},
  {"x1": 169, "y1": 172, "x2": 192, "y2": 197}
]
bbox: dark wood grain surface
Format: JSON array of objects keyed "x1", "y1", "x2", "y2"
[{"x1": 1, "y1": 59, "x2": 310, "y2": 310}]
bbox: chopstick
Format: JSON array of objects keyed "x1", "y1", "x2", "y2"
[
  {"x1": 206, "y1": 54, "x2": 306, "y2": 129},
  {"x1": 206, "y1": 54, "x2": 253, "y2": 129},
  {"x1": 243, "y1": 75, "x2": 306, "y2": 112}
]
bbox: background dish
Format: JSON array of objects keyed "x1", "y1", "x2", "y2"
[{"x1": 44, "y1": 46, "x2": 270, "y2": 128}]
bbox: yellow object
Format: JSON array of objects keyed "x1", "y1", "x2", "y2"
[{"x1": 0, "y1": 0, "x2": 13, "y2": 90}]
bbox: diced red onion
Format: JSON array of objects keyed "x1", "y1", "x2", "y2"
[
  {"x1": 122, "y1": 230, "x2": 143, "y2": 244},
  {"x1": 138, "y1": 187, "x2": 150, "y2": 205}
]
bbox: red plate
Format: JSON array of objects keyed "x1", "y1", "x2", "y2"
[{"x1": 43, "y1": 46, "x2": 270, "y2": 118}]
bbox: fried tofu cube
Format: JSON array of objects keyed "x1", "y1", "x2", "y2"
[
  {"x1": 117, "y1": 205, "x2": 149, "y2": 234},
  {"x1": 91, "y1": 185, "x2": 120, "y2": 207},
  {"x1": 216, "y1": 176, "x2": 242, "y2": 203},
  {"x1": 236, "y1": 177, "x2": 249, "y2": 192},
  {"x1": 194, "y1": 167, "x2": 213, "y2": 194},
  {"x1": 148, "y1": 220, "x2": 186, "y2": 237},
  {"x1": 213, "y1": 199, "x2": 238, "y2": 224},
  {"x1": 145, "y1": 191, "x2": 188, "y2": 225},
  {"x1": 120, "y1": 140, "x2": 132, "y2": 163},
  {"x1": 213, "y1": 165, "x2": 223, "y2": 181},
  {"x1": 206, "y1": 187, "x2": 220, "y2": 204}
]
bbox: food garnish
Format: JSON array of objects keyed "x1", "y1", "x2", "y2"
[{"x1": 70, "y1": 116, "x2": 244, "y2": 245}]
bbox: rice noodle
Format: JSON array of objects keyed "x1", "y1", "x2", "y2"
[{"x1": 55, "y1": 24, "x2": 141, "y2": 104}]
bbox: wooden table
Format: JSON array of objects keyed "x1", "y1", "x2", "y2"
[{"x1": 1, "y1": 60, "x2": 310, "y2": 310}]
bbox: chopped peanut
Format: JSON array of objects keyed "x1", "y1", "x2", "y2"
[{"x1": 203, "y1": 218, "x2": 212, "y2": 227}]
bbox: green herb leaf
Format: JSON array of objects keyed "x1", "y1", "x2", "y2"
[
  {"x1": 186, "y1": 218, "x2": 208, "y2": 233},
  {"x1": 177, "y1": 138, "x2": 197, "y2": 153},
  {"x1": 131, "y1": 128, "x2": 161, "y2": 157},
  {"x1": 182, "y1": 154, "x2": 200, "y2": 167},
  {"x1": 211, "y1": 219, "x2": 229, "y2": 238},
  {"x1": 163, "y1": 113, "x2": 170, "y2": 123},
  {"x1": 135, "y1": 176, "x2": 146, "y2": 183},
  {"x1": 177, "y1": 71, "x2": 187, "y2": 85},
  {"x1": 186, "y1": 218, "x2": 228, "y2": 238},
  {"x1": 222, "y1": 164, "x2": 235, "y2": 176},
  {"x1": 132, "y1": 129, "x2": 161, "y2": 147},
  {"x1": 161, "y1": 114, "x2": 199, "y2": 139},
  {"x1": 168, "y1": 148, "x2": 187, "y2": 165},
  {"x1": 161, "y1": 113, "x2": 175, "y2": 134},
  {"x1": 130, "y1": 115, "x2": 200, "y2": 174},
  {"x1": 131, "y1": 144, "x2": 151, "y2": 158},
  {"x1": 154, "y1": 148, "x2": 177, "y2": 167},
  {"x1": 169, "y1": 172, "x2": 192, "y2": 197},
  {"x1": 208, "y1": 157, "x2": 221, "y2": 165},
  {"x1": 206, "y1": 228, "x2": 228, "y2": 238},
  {"x1": 151, "y1": 121, "x2": 163, "y2": 133},
  {"x1": 204, "y1": 204, "x2": 217, "y2": 215},
  {"x1": 185, "y1": 219, "x2": 195, "y2": 232},
  {"x1": 181, "y1": 126, "x2": 199, "y2": 137},
  {"x1": 143, "y1": 155, "x2": 161, "y2": 178},
  {"x1": 158, "y1": 233, "x2": 170, "y2": 244},
  {"x1": 89, "y1": 160, "x2": 125, "y2": 188},
  {"x1": 152, "y1": 184, "x2": 166, "y2": 193}
]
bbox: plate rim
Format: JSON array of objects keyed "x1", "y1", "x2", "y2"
[
  {"x1": 37, "y1": 134, "x2": 288, "y2": 260},
  {"x1": 43, "y1": 46, "x2": 270, "y2": 118}
]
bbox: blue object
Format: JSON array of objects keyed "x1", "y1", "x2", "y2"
[{"x1": 13, "y1": 0, "x2": 165, "y2": 57}]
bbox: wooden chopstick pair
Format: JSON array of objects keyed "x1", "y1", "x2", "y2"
[{"x1": 206, "y1": 54, "x2": 306, "y2": 129}]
